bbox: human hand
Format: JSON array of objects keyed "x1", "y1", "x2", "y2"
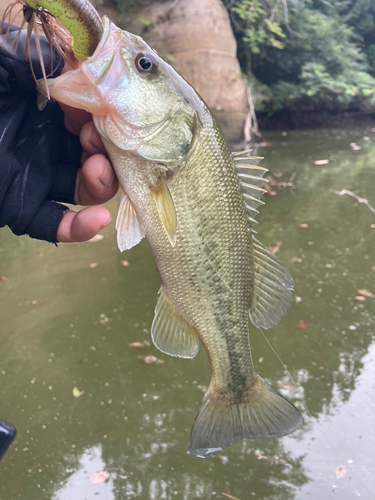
[
  {"x1": 56, "y1": 104, "x2": 119, "y2": 243},
  {"x1": 0, "y1": 23, "x2": 119, "y2": 244}
]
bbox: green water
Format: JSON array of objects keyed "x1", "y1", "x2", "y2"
[{"x1": 1, "y1": 125, "x2": 375, "y2": 500}]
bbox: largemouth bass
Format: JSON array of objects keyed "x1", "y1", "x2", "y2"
[{"x1": 35, "y1": 12, "x2": 303, "y2": 457}]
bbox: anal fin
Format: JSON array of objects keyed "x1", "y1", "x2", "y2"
[{"x1": 151, "y1": 288, "x2": 199, "y2": 358}]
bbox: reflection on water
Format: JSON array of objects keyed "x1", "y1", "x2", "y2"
[
  {"x1": 54, "y1": 445, "x2": 115, "y2": 500},
  {"x1": 1, "y1": 125, "x2": 375, "y2": 499}
]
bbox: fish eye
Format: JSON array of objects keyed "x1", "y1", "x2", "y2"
[{"x1": 135, "y1": 53, "x2": 158, "y2": 75}]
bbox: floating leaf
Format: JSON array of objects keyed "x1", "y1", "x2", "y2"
[
  {"x1": 335, "y1": 466, "x2": 347, "y2": 479},
  {"x1": 355, "y1": 296, "x2": 366, "y2": 301},
  {"x1": 140, "y1": 355, "x2": 164, "y2": 365},
  {"x1": 296, "y1": 322, "x2": 308, "y2": 329},
  {"x1": 358, "y1": 289, "x2": 373, "y2": 298},
  {"x1": 291, "y1": 256, "x2": 302, "y2": 263},
  {"x1": 90, "y1": 471, "x2": 110, "y2": 484},
  {"x1": 72, "y1": 387, "x2": 84, "y2": 398},
  {"x1": 129, "y1": 342, "x2": 144, "y2": 348},
  {"x1": 299, "y1": 223, "x2": 308, "y2": 228},
  {"x1": 222, "y1": 493, "x2": 241, "y2": 500},
  {"x1": 268, "y1": 241, "x2": 282, "y2": 254},
  {"x1": 88, "y1": 234, "x2": 104, "y2": 242},
  {"x1": 25, "y1": 299, "x2": 49, "y2": 306},
  {"x1": 254, "y1": 450, "x2": 291, "y2": 467},
  {"x1": 277, "y1": 380, "x2": 297, "y2": 392},
  {"x1": 314, "y1": 159, "x2": 329, "y2": 165},
  {"x1": 89, "y1": 262, "x2": 99, "y2": 268},
  {"x1": 0, "y1": 276, "x2": 9, "y2": 284},
  {"x1": 121, "y1": 260, "x2": 130, "y2": 266}
]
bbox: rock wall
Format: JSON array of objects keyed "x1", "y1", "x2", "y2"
[{"x1": 132, "y1": 0, "x2": 247, "y2": 143}]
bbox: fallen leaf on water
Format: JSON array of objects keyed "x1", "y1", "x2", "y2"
[
  {"x1": 268, "y1": 241, "x2": 282, "y2": 254},
  {"x1": 25, "y1": 299, "x2": 49, "y2": 306},
  {"x1": 325, "y1": 263, "x2": 333, "y2": 268},
  {"x1": 89, "y1": 262, "x2": 99, "y2": 268},
  {"x1": 296, "y1": 322, "x2": 308, "y2": 329},
  {"x1": 264, "y1": 184, "x2": 277, "y2": 196},
  {"x1": 72, "y1": 387, "x2": 84, "y2": 398},
  {"x1": 254, "y1": 450, "x2": 291, "y2": 467},
  {"x1": 128, "y1": 342, "x2": 145, "y2": 348},
  {"x1": 197, "y1": 385, "x2": 207, "y2": 392},
  {"x1": 222, "y1": 493, "x2": 241, "y2": 500},
  {"x1": 277, "y1": 381, "x2": 297, "y2": 392},
  {"x1": 314, "y1": 159, "x2": 329, "y2": 165},
  {"x1": 299, "y1": 223, "x2": 308, "y2": 228},
  {"x1": 358, "y1": 289, "x2": 374, "y2": 298},
  {"x1": 88, "y1": 234, "x2": 104, "y2": 242},
  {"x1": 291, "y1": 256, "x2": 302, "y2": 263},
  {"x1": 0, "y1": 276, "x2": 9, "y2": 284},
  {"x1": 90, "y1": 471, "x2": 110, "y2": 484},
  {"x1": 258, "y1": 357, "x2": 264, "y2": 363},
  {"x1": 139, "y1": 355, "x2": 164, "y2": 365},
  {"x1": 355, "y1": 296, "x2": 366, "y2": 302},
  {"x1": 121, "y1": 260, "x2": 130, "y2": 266},
  {"x1": 335, "y1": 466, "x2": 347, "y2": 479}
]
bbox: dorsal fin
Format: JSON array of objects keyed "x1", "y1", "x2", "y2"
[
  {"x1": 232, "y1": 150, "x2": 267, "y2": 227},
  {"x1": 249, "y1": 237, "x2": 294, "y2": 329}
]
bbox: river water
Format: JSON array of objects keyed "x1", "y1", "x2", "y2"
[{"x1": 1, "y1": 125, "x2": 375, "y2": 500}]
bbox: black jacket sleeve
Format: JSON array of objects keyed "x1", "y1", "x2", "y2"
[{"x1": 0, "y1": 22, "x2": 83, "y2": 243}]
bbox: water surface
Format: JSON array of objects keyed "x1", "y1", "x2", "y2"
[{"x1": 1, "y1": 125, "x2": 375, "y2": 499}]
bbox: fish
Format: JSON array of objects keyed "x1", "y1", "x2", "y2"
[{"x1": 24, "y1": 1, "x2": 303, "y2": 457}]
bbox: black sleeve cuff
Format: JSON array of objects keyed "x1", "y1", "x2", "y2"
[{"x1": 24, "y1": 201, "x2": 67, "y2": 243}]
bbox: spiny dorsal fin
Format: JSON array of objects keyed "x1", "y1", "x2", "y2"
[
  {"x1": 116, "y1": 193, "x2": 145, "y2": 251},
  {"x1": 151, "y1": 288, "x2": 199, "y2": 358},
  {"x1": 232, "y1": 151, "x2": 268, "y2": 227},
  {"x1": 249, "y1": 237, "x2": 294, "y2": 329}
]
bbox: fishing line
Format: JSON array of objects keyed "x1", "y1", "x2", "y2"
[{"x1": 259, "y1": 327, "x2": 374, "y2": 499}]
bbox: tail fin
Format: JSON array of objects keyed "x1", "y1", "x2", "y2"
[{"x1": 189, "y1": 376, "x2": 303, "y2": 458}]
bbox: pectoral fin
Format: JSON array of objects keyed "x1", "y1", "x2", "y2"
[
  {"x1": 150, "y1": 177, "x2": 177, "y2": 247},
  {"x1": 115, "y1": 193, "x2": 145, "y2": 251},
  {"x1": 151, "y1": 288, "x2": 199, "y2": 358}
]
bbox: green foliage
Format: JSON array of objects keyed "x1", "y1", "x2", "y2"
[
  {"x1": 224, "y1": 0, "x2": 375, "y2": 115},
  {"x1": 232, "y1": 0, "x2": 285, "y2": 54}
]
